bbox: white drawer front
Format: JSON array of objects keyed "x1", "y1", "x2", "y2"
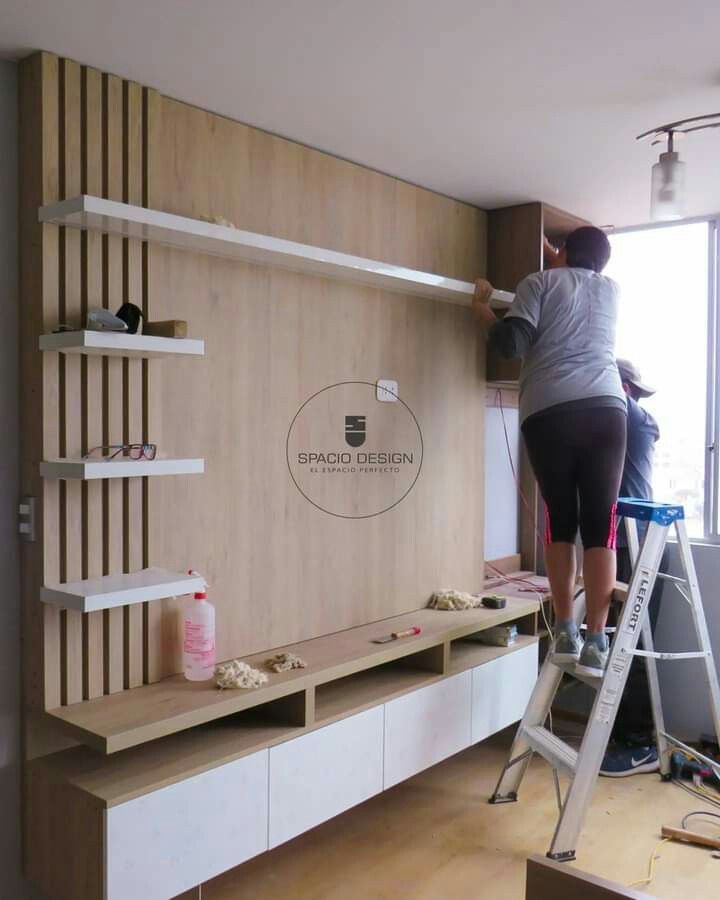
[
  {"x1": 106, "y1": 749, "x2": 268, "y2": 900},
  {"x1": 268, "y1": 706, "x2": 384, "y2": 848},
  {"x1": 471, "y1": 642, "x2": 538, "y2": 744},
  {"x1": 384, "y1": 670, "x2": 472, "y2": 788}
]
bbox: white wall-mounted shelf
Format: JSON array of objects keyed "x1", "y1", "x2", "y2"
[
  {"x1": 38, "y1": 195, "x2": 514, "y2": 310},
  {"x1": 39, "y1": 330, "x2": 205, "y2": 359},
  {"x1": 40, "y1": 457, "x2": 205, "y2": 480},
  {"x1": 41, "y1": 567, "x2": 204, "y2": 613}
]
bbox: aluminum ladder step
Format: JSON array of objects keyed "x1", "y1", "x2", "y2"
[
  {"x1": 551, "y1": 660, "x2": 603, "y2": 689},
  {"x1": 523, "y1": 725, "x2": 578, "y2": 775}
]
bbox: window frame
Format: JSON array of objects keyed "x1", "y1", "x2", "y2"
[{"x1": 609, "y1": 215, "x2": 720, "y2": 543}]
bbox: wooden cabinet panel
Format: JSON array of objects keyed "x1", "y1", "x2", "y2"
[
  {"x1": 384, "y1": 670, "x2": 472, "y2": 788},
  {"x1": 471, "y1": 641, "x2": 538, "y2": 744},
  {"x1": 106, "y1": 749, "x2": 268, "y2": 900},
  {"x1": 268, "y1": 707, "x2": 384, "y2": 848}
]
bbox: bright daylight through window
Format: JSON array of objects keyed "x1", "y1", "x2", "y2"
[{"x1": 606, "y1": 222, "x2": 712, "y2": 538}]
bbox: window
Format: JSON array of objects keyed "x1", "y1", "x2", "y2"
[{"x1": 606, "y1": 220, "x2": 717, "y2": 539}]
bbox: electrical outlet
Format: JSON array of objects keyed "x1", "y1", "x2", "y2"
[
  {"x1": 18, "y1": 496, "x2": 36, "y2": 542},
  {"x1": 376, "y1": 379, "x2": 398, "y2": 402}
]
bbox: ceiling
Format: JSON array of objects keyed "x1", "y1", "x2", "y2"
[{"x1": 1, "y1": 0, "x2": 719, "y2": 227}]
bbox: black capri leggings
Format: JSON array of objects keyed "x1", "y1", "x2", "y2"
[{"x1": 522, "y1": 406, "x2": 627, "y2": 550}]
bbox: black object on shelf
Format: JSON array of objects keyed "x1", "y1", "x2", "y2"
[
  {"x1": 115, "y1": 302, "x2": 144, "y2": 334},
  {"x1": 482, "y1": 595, "x2": 507, "y2": 610}
]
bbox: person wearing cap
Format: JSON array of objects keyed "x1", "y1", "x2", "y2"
[
  {"x1": 600, "y1": 358, "x2": 663, "y2": 776},
  {"x1": 473, "y1": 226, "x2": 626, "y2": 679},
  {"x1": 615, "y1": 358, "x2": 659, "y2": 505}
]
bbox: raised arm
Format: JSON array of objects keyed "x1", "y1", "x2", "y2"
[
  {"x1": 473, "y1": 277, "x2": 539, "y2": 360},
  {"x1": 471, "y1": 278, "x2": 499, "y2": 332}
]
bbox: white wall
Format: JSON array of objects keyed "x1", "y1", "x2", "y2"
[
  {"x1": 0, "y1": 58, "x2": 28, "y2": 899},
  {"x1": 655, "y1": 541, "x2": 720, "y2": 740},
  {"x1": 484, "y1": 406, "x2": 519, "y2": 560}
]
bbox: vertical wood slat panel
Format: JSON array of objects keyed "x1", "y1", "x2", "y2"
[
  {"x1": 25, "y1": 53, "x2": 62, "y2": 711},
  {"x1": 103, "y1": 73, "x2": 125, "y2": 694},
  {"x1": 83, "y1": 65, "x2": 105, "y2": 699},
  {"x1": 123, "y1": 81, "x2": 145, "y2": 689},
  {"x1": 143, "y1": 87, "x2": 166, "y2": 683},
  {"x1": 42, "y1": 56, "x2": 62, "y2": 710},
  {"x1": 60, "y1": 58, "x2": 84, "y2": 706}
]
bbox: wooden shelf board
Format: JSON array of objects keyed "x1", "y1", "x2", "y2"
[
  {"x1": 314, "y1": 663, "x2": 440, "y2": 726},
  {"x1": 40, "y1": 457, "x2": 205, "y2": 480},
  {"x1": 41, "y1": 567, "x2": 204, "y2": 613},
  {"x1": 38, "y1": 195, "x2": 514, "y2": 310},
  {"x1": 32, "y1": 713, "x2": 303, "y2": 808},
  {"x1": 39, "y1": 329, "x2": 204, "y2": 358},
  {"x1": 47, "y1": 596, "x2": 541, "y2": 754},
  {"x1": 447, "y1": 634, "x2": 539, "y2": 675}
]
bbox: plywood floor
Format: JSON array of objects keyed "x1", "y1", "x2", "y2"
[{"x1": 204, "y1": 728, "x2": 719, "y2": 900}]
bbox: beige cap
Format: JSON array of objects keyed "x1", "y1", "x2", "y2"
[{"x1": 616, "y1": 358, "x2": 655, "y2": 398}]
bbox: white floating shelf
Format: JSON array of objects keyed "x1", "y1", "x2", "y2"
[
  {"x1": 41, "y1": 567, "x2": 204, "y2": 613},
  {"x1": 39, "y1": 329, "x2": 204, "y2": 359},
  {"x1": 40, "y1": 457, "x2": 205, "y2": 480},
  {"x1": 38, "y1": 195, "x2": 514, "y2": 310}
]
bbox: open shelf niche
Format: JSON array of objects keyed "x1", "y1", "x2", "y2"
[
  {"x1": 45, "y1": 587, "x2": 547, "y2": 755},
  {"x1": 38, "y1": 195, "x2": 514, "y2": 310}
]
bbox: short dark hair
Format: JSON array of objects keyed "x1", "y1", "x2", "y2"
[{"x1": 564, "y1": 226, "x2": 611, "y2": 273}]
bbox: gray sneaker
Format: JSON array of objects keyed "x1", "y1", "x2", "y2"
[
  {"x1": 576, "y1": 641, "x2": 609, "y2": 678},
  {"x1": 552, "y1": 629, "x2": 583, "y2": 663}
]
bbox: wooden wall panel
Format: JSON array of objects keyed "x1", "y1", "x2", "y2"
[
  {"x1": 151, "y1": 98, "x2": 488, "y2": 666},
  {"x1": 158, "y1": 97, "x2": 485, "y2": 282},
  {"x1": 103, "y1": 72, "x2": 126, "y2": 695},
  {"x1": 21, "y1": 53, "x2": 154, "y2": 711},
  {"x1": 19, "y1": 52, "x2": 62, "y2": 714},
  {"x1": 22, "y1": 52, "x2": 488, "y2": 703},
  {"x1": 143, "y1": 88, "x2": 177, "y2": 683},
  {"x1": 123, "y1": 81, "x2": 145, "y2": 689},
  {"x1": 486, "y1": 203, "x2": 544, "y2": 572},
  {"x1": 487, "y1": 202, "x2": 542, "y2": 291},
  {"x1": 60, "y1": 58, "x2": 84, "y2": 706},
  {"x1": 82, "y1": 66, "x2": 105, "y2": 700}
]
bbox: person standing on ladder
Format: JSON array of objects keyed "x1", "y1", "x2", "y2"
[
  {"x1": 473, "y1": 227, "x2": 626, "y2": 678},
  {"x1": 601, "y1": 358, "x2": 663, "y2": 776}
]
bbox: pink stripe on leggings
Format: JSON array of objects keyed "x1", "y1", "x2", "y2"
[
  {"x1": 544, "y1": 503, "x2": 553, "y2": 546},
  {"x1": 606, "y1": 502, "x2": 618, "y2": 550}
]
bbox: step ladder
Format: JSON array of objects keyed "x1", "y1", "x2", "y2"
[{"x1": 489, "y1": 498, "x2": 720, "y2": 861}]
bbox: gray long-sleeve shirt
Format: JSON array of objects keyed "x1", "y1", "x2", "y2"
[{"x1": 491, "y1": 267, "x2": 625, "y2": 423}]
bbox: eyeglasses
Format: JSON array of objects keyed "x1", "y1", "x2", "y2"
[{"x1": 83, "y1": 443, "x2": 157, "y2": 460}]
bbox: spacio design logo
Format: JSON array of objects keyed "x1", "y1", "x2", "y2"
[
  {"x1": 345, "y1": 415, "x2": 366, "y2": 448},
  {"x1": 286, "y1": 381, "x2": 423, "y2": 519}
]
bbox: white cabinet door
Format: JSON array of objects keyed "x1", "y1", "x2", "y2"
[
  {"x1": 268, "y1": 706, "x2": 384, "y2": 848},
  {"x1": 106, "y1": 749, "x2": 268, "y2": 900},
  {"x1": 383, "y1": 671, "x2": 472, "y2": 788},
  {"x1": 471, "y1": 642, "x2": 538, "y2": 744}
]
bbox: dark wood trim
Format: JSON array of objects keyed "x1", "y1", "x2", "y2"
[{"x1": 526, "y1": 854, "x2": 655, "y2": 899}]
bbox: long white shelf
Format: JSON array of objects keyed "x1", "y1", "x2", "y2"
[
  {"x1": 42, "y1": 567, "x2": 204, "y2": 613},
  {"x1": 38, "y1": 195, "x2": 514, "y2": 310},
  {"x1": 40, "y1": 457, "x2": 205, "y2": 480},
  {"x1": 39, "y1": 330, "x2": 205, "y2": 359}
]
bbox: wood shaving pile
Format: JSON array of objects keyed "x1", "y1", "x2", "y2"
[
  {"x1": 212, "y1": 215, "x2": 236, "y2": 229},
  {"x1": 266, "y1": 652, "x2": 307, "y2": 673},
  {"x1": 428, "y1": 589, "x2": 484, "y2": 611},
  {"x1": 215, "y1": 659, "x2": 268, "y2": 690}
]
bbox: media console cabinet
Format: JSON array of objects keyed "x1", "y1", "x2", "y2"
[{"x1": 27, "y1": 585, "x2": 546, "y2": 900}]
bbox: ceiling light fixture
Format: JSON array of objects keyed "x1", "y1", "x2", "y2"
[{"x1": 636, "y1": 113, "x2": 720, "y2": 221}]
